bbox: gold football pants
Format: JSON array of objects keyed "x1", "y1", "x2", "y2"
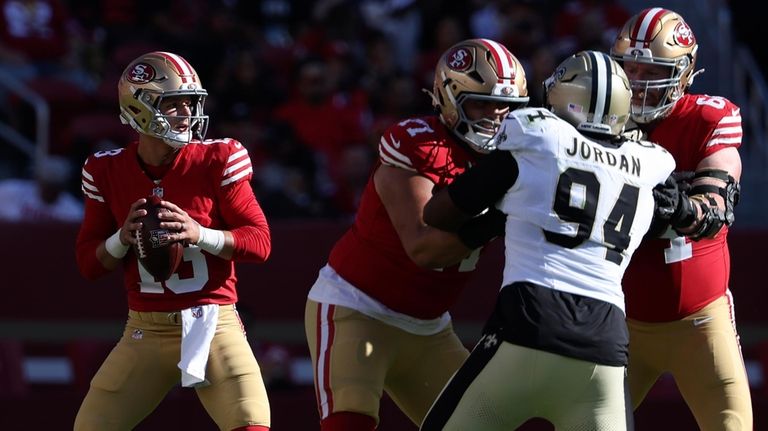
[
  {"x1": 628, "y1": 294, "x2": 753, "y2": 431},
  {"x1": 74, "y1": 304, "x2": 270, "y2": 431},
  {"x1": 305, "y1": 300, "x2": 469, "y2": 426}
]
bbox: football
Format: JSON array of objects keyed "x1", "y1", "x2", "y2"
[{"x1": 133, "y1": 195, "x2": 183, "y2": 281}]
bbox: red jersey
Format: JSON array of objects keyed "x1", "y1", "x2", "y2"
[
  {"x1": 623, "y1": 94, "x2": 742, "y2": 321},
  {"x1": 76, "y1": 139, "x2": 269, "y2": 312},
  {"x1": 327, "y1": 116, "x2": 482, "y2": 319}
]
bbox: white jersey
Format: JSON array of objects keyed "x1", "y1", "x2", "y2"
[{"x1": 493, "y1": 108, "x2": 675, "y2": 311}]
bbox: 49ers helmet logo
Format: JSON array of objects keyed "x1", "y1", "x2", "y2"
[
  {"x1": 446, "y1": 47, "x2": 473, "y2": 71},
  {"x1": 673, "y1": 22, "x2": 695, "y2": 47},
  {"x1": 127, "y1": 62, "x2": 156, "y2": 84}
]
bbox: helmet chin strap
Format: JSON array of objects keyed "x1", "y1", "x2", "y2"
[{"x1": 162, "y1": 131, "x2": 191, "y2": 149}]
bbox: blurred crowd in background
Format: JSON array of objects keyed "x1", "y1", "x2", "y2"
[{"x1": 0, "y1": 0, "x2": 695, "y2": 222}]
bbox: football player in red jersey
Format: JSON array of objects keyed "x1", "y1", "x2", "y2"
[
  {"x1": 612, "y1": 8, "x2": 752, "y2": 430},
  {"x1": 74, "y1": 51, "x2": 271, "y2": 431},
  {"x1": 303, "y1": 38, "x2": 529, "y2": 431}
]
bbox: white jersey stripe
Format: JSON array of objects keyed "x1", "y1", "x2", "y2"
[
  {"x1": 81, "y1": 167, "x2": 95, "y2": 182},
  {"x1": 706, "y1": 137, "x2": 742, "y2": 147},
  {"x1": 380, "y1": 152, "x2": 417, "y2": 171},
  {"x1": 81, "y1": 180, "x2": 99, "y2": 193},
  {"x1": 379, "y1": 136, "x2": 413, "y2": 166},
  {"x1": 220, "y1": 167, "x2": 252, "y2": 186},
  {"x1": 711, "y1": 126, "x2": 743, "y2": 136},
  {"x1": 227, "y1": 148, "x2": 249, "y2": 163},
  {"x1": 81, "y1": 187, "x2": 104, "y2": 202},
  {"x1": 223, "y1": 158, "x2": 251, "y2": 177}
]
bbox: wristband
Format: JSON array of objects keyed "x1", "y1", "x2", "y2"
[
  {"x1": 197, "y1": 225, "x2": 225, "y2": 255},
  {"x1": 105, "y1": 229, "x2": 130, "y2": 259}
]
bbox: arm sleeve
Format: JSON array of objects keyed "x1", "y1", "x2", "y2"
[
  {"x1": 447, "y1": 150, "x2": 519, "y2": 216},
  {"x1": 75, "y1": 196, "x2": 118, "y2": 280},
  {"x1": 219, "y1": 179, "x2": 271, "y2": 262}
]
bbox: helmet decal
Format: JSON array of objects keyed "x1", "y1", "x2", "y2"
[
  {"x1": 445, "y1": 47, "x2": 473, "y2": 72},
  {"x1": 127, "y1": 63, "x2": 156, "y2": 84},
  {"x1": 673, "y1": 22, "x2": 695, "y2": 47}
]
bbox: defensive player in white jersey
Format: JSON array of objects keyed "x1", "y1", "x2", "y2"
[{"x1": 419, "y1": 51, "x2": 676, "y2": 431}]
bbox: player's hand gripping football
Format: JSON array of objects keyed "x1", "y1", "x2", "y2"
[
  {"x1": 119, "y1": 198, "x2": 149, "y2": 245},
  {"x1": 157, "y1": 199, "x2": 201, "y2": 245}
]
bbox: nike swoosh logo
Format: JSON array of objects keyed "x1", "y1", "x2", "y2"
[
  {"x1": 692, "y1": 316, "x2": 713, "y2": 327},
  {"x1": 389, "y1": 133, "x2": 401, "y2": 149}
]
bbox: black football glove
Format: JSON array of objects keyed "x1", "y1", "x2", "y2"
[
  {"x1": 672, "y1": 171, "x2": 695, "y2": 194},
  {"x1": 652, "y1": 175, "x2": 680, "y2": 221}
]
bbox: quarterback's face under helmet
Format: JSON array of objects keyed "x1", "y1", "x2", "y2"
[
  {"x1": 118, "y1": 51, "x2": 209, "y2": 148},
  {"x1": 610, "y1": 8, "x2": 699, "y2": 124},
  {"x1": 428, "y1": 38, "x2": 529, "y2": 153},
  {"x1": 543, "y1": 50, "x2": 632, "y2": 137}
]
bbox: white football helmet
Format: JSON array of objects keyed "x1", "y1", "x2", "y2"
[
  {"x1": 427, "y1": 38, "x2": 529, "y2": 153},
  {"x1": 118, "y1": 51, "x2": 209, "y2": 148},
  {"x1": 543, "y1": 50, "x2": 631, "y2": 137},
  {"x1": 610, "y1": 8, "x2": 699, "y2": 124}
]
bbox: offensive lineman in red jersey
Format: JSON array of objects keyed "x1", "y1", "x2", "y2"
[
  {"x1": 611, "y1": 9, "x2": 753, "y2": 430},
  {"x1": 304, "y1": 38, "x2": 529, "y2": 430},
  {"x1": 74, "y1": 51, "x2": 271, "y2": 431}
]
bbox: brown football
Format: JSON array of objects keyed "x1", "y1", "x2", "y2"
[{"x1": 133, "y1": 195, "x2": 183, "y2": 281}]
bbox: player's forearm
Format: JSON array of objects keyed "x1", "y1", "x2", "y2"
[
  {"x1": 407, "y1": 228, "x2": 474, "y2": 268},
  {"x1": 224, "y1": 225, "x2": 271, "y2": 262}
]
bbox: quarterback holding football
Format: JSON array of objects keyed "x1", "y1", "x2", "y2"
[{"x1": 74, "y1": 51, "x2": 272, "y2": 431}]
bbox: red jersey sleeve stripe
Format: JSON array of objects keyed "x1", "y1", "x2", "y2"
[
  {"x1": 379, "y1": 135, "x2": 415, "y2": 170},
  {"x1": 221, "y1": 149, "x2": 252, "y2": 187},
  {"x1": 81, "y1": 167, "x2": 104, "y2": 202},
  {"x1": 706, "y1": 113, "x2": 743, "y2": 147}
]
